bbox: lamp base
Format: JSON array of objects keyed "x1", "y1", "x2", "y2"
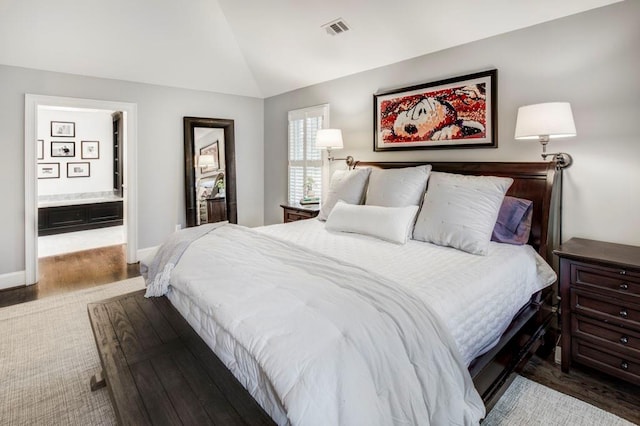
[{"x1": 542, "y1": 152, "x2": 573, "y2": 169}]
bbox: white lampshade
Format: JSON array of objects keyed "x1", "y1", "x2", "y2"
[
  {"x1": 514, "y1": 102, "x2": 576, "y2": 140},
  {"x1": 198, "y1": 155, "x2": 215, "y2": 168},
  {"x1": 315, "y1": 129, "x2": 344, "y2": 149}
]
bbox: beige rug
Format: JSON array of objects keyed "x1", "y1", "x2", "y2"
[
  {"x1": 0, "y1": 277, "x2": 144, "y2": 426},
  {"x1": 0, "y1": 277, "x2": 634, "y2": 425}
]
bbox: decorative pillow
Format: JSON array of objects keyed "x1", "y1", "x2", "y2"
[
  {"x1": 412, "y1": 172, "x2": 513, "y2": 255},
  {"x1": 365, "y1": 165, "x2": 432, "y2": 207},
  {"x1": 325, "y1": 201, "x2": 419, "y2": 244},
  {"x1": 491, "y1": 196, "x2": 533, "y2": 245},
  {"x1": 318, "y1": 168, "x2": 371, "y2": 221}
]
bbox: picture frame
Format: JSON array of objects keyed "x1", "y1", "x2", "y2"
[
  {"x1": 50, "y1": 121, "x2": 75, "y2": 138},
  {"x1": 81, "y1": 140, "x2": 100, "y2": 159},
  {"x1": 199, "y1": 141, "x2": 220, "y2": 173},
  {"x1": 51, "y1": 141, "x2": 76, "y2": 157},
  {"x1": 37, "y1": 139, "x2": 44, "y2": 160},
  {"x1": 37, "y1": 163, "x2": 60, "y2": 179},
  {"x1": 373, "y1": 69, "x2": 497, "y2": 151},
  {"x1": 67, "y1": 162, "x2": 90, "y2": 178}
]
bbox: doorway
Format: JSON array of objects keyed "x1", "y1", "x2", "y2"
[{"x1": 24, "y1": 95, "x2": 138, "y2": 285}]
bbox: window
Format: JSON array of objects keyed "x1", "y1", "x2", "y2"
[{"x1": 287, "y1": 104, "x2": 329, "y2": 205}]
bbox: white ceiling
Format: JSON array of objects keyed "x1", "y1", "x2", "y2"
[{"x1": 0, "y1": 0, "x2": 621, "y2": 98}]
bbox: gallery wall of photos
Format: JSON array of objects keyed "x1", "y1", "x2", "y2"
[{"x1": 37, "y1": 120, "x2": 101, "y2": 180}]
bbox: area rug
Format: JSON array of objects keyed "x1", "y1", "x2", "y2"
[
  {"x1": 0, "y1": 277, "x2": 144, "y2": 426},
  {"x1": 0, "y1": 277, "x2": 634, "y2": 425},
  {"x1": 484, "y1": 375, "x2": 634, "y2": 425}
]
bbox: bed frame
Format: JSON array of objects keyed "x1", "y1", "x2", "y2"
[
  {"x1": 353, "y1": 160, "x2": 559, "y2": 410},
  {"x1": 90, "y1": 161, "x2": 559, "y2": 423}
]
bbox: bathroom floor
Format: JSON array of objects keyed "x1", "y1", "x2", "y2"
[{"x1": 38, "y1": 225, "x2": 125, "y2": 257}]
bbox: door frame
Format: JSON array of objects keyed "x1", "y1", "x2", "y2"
[{"x1": 24, "y1": 94, "x2": 138, "y2": 285}]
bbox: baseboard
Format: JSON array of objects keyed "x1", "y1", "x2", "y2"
[
  {"x1": 137, "y1": 246, "x2": 159, "y2": 264},
  {"x1": 0, "y1": 270, "x2": 27, "y2": 290}
]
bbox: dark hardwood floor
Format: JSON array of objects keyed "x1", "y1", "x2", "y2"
[
  {"x1": 1, "y1": 251, "x2": 638, "y2": 423},
  {"x1": 521, "y1": 351, "x2": 640, "y2": 424},
  {"x1": 0, "y1": 244, "x2": 140, "y2": 308}
]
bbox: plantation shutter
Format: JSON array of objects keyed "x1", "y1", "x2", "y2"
[{"x1": 287, "y1": 104, "x2": 329, "y2": 205}]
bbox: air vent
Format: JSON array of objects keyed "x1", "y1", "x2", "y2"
[{"x1": 322, "y1": 18, "x2": 350, "y2": 36}]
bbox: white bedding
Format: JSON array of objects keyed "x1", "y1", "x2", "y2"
[
  {"x1": 258, "y1": 220, "x2": 556, "y2": 364},
  {"x1": 164, "y1": 220, "x2": 555, "y2": 425}
]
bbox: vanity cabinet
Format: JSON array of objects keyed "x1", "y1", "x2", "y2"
[{"x1": 38, "y1": 201, "x2": 123, "y2": 236}]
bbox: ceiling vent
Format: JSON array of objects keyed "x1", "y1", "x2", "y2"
[{"x1": 322, "y1": 18, "x2": 350, "y2": 36}]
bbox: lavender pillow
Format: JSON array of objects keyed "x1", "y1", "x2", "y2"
[{"x1": 491, "y1": 196, "x2": 533, "y2": 245}]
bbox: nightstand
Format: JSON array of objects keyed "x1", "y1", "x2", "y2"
[
  {"x1": 280, "y1": 203, "x2": 320, "y2": 223},
  {"x1": 555, "y1": 238, "x2": 640, "y2": 385}
]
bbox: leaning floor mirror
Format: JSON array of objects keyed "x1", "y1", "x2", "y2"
[{"x1": 184, "y1": 117, "x2": 237, "y2": 227}]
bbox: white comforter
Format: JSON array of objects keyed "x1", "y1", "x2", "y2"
[{"x1": 160, "y1": 224, "x2": 485, "y2": 425}]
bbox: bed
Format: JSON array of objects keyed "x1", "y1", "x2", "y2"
[{"x1": 142, "y1": 161, "x2": 559, "y2": 425}]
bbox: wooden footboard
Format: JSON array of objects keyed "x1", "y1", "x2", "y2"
[{"x1": 88, "y1": 291, "x2": 275, "y2": 425}]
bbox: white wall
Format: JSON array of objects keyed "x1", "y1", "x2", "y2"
[
  {"x1": 264, "y1": 1, "x2": 640, "y2": 247},
  {"x1": 37, "y1": 108, "x2": 114, "y2": 196},
  {"x1": 0, "y1": 64, "x2": 263, "y2": 276}
]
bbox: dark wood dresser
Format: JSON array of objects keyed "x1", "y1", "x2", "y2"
[
  {"x1": 280, "y1": 203, "x2": 320, "y2": 223},
  {"x1": 555, "y1": 238, "x2": 640, "y2": 385}
]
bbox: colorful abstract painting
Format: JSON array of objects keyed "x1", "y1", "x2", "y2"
[{"x1": 374, "y1": 70, "x2": 497, "y2": 151}]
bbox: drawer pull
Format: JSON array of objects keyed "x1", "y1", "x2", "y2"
[
  {"x1": 620, "y1": 336, "x2": 629, "y2": 345},
  {"x1": 619, "y1": 309, "x2": 629, "y2": 319},
  {"x1": 620, "y1": 270, "x2": 627, "y2": 275},
  {"x1": 619, "y1": 283, "x2": 629, "y2": 290},
  {"x1": 621, "y1": 361, "x2": 629, "y2": 370}
]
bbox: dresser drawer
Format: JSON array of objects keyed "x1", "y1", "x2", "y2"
[
  {"x1": 571, "y1": 289, "x2": 640, "y2": 327},
  {"x1": 572, "y1": 314, "x2": 640, "y2": 357},
  {"x1": 572, "y1": 339, "x2": 640, "y2": 385},
  {"x1": 571, "y1": 262, "x2": 640, "y2": 300},
  {"x1": 285, "y1": 211, "x2": 313, "y2": 222}
]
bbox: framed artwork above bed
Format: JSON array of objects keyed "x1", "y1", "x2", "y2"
[{"x1": 373, "y1": 69, "x2": 497, "y2": 151}]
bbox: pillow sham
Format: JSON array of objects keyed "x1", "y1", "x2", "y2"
[
  {"x1": 325, "y1": 200, "x2": 419, "y2": 244},
  {"x1": 318, "y1": 168, "x2": 371, "y2": 221},
  {"x1": 491, "y1": 196, "x2": 533, "y2": 245},
  {"x1": 412, "y1": 172, "x2": 513, "y2": 255},
  {"x1": 365, "y1": 165, "x2": 432, "y2": 207}
]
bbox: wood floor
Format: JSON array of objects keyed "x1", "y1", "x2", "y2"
[
  {"x1": 0, "y1": 244, "x2": 139, "y2": 308},
  {"x1": 0, "y1": 248, "x2": 638, "y2": 423}
]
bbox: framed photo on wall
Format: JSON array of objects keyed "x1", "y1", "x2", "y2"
[
  {"x1": 67, "y1": 162, "x2": 90, "y2": 178},
  {"x1": 37, "y1": 163, "x2": 60, "y2": 179},
  {"x1": 51, "y1": 141, "x2": 75, "y2": 157},
  {"x1": 81, "y1": 140, "x2": 100, "y2": 159},
  {"x1": 199, "y1": 141, "x2": 220, "y2": 174},
  {"x1": 373, "y1": 69, "x2": 497, "y2": 151},
  {"x1": 50, "y1": 121, "x2": 75, "y2": 138},
  {"x1": 37, "y1": 139, "x2": 44, "y2": 160}
]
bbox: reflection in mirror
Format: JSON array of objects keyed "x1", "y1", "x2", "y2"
[{"x1": 184, "y1": 117, "x2": 236, "y2": 227}]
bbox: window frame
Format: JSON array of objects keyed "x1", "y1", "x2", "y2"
[{"x1": 287, "y1": 104, "x2": 329, "y2": 205}]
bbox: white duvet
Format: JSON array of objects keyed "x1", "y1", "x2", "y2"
[{"x1": 158, "y1": 221, "x2": 555, "y2": 425}]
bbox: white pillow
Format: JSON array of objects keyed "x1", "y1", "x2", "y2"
[
  {"x1": 412, "y1": 172, "x2": 513, "y2": 255},
  {"x1": 365, "y1": 165, "x2": 432, "y2": 207},
  {"x1": 318, "y1": 168, "x2": 371, "y2": 221},
  {"x1": 325, "y1": 200, "x2": 419, "y2": 244}
]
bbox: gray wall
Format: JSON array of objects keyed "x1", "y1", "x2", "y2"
[
  {"x1": 264, "y1": 1, "x2": 640, "y2": 247},
  {"x1": 0, "y1": 64, "x2": 263, "y2": 276}
]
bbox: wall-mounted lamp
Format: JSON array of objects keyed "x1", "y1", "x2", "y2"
[
  {"x1": 515, "y1": 102, "x2": 576, "y2": 169},
  {"x1": 315, "y1": 128, "x2": 354, "y2": 168}
]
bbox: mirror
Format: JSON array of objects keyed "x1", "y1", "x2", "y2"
[{"x1": 184, "y1": 117, "x2": 237, "y2": 227}]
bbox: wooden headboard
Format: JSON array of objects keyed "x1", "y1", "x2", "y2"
[{"x1": 353, "y1": 161, "x2": 559, "y2": 261}]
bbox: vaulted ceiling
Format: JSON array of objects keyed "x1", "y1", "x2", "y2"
[{"x1": 0, "y1": 0, "x2": 621, "y2": 98}]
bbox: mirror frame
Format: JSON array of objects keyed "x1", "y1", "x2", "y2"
[{"x1": 184, "y1": 117, "x2": 237, "y2": 227}]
